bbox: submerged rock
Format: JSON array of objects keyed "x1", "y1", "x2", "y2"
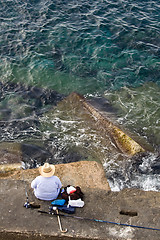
[
  {"x1": 21, "y1": 143, "x2": 52, "y2": 168},
  {"x1": 52, "y1": 92, "x2": 145, "y2": 156},
  {"x1": 0, "y1": 142, "x2": 22, "y2": 165},
  {"x1": 79, "y1": 93, "x2": 145, "y2": 155}
]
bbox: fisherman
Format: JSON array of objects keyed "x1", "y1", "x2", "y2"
[{"x1": 31, "y1": 163, "x2": 62, "y2": 201}]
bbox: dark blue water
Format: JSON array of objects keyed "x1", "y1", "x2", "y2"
[{"x1": 0, "y1": 0, "x2": 160, "y2": 191}]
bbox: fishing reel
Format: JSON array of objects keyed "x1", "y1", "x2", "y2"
[
  {"x1": 49, "y1": 206, "x2": 57, "y2": 214},
  {"x1": 24, "y1": 201, "x2": 40, "y2": 209},
  {"x1": 24, "y1": 201, "x2": 31, "y2": 208}
]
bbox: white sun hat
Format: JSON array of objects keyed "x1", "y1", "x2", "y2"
[{"x1": 39, "y1": 163, "x2": 55, "y2": 177}]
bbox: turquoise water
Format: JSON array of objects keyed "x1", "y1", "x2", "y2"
[
  {"x1": 0, "y1": 0, "x2": 160, "y2": 190},
  {"x1": 1, "y1": 0, "x2": 160, "y2": 92}
]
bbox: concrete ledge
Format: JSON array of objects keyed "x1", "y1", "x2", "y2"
[
  {"x1": 0, "y1": 231, "x2": 91, "y2": 240},
  {"x1": 1, "y1": 161, "x2": 160, "y2": 240},
  {"x1": 1, "y1": 178, "x2": 160, "y2": 240}
]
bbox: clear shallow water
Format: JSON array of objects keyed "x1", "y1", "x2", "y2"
[{"x1": 0, "y1": 0, "x2": 160, "y2": 191}]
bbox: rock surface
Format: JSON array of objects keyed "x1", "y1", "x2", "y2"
[{"x1": 3, "y1": 161, "x2": 111, "y2": 192}]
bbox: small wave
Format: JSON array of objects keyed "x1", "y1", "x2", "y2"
[{"x1": 104, "y1": 152, "x2": 160, "y2": 192}]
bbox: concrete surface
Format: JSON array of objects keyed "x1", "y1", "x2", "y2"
[{"x1": 1, "y1": 162, "x2": 160, "y2": 240}]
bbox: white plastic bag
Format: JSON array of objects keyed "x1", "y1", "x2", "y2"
[{"x1": 68, "y1": 196, "x2": 85, "y2": 208}]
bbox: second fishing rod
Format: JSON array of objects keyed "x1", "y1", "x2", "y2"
[{"x1": 38, "y1": 209, "x2": 160, "y2": 232}]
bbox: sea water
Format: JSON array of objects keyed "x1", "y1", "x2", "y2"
[{"x1": 0, "y1": 0, "x2": 160, "y2": 191}]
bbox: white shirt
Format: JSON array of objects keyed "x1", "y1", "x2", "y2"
[{"x1": 31, "y1": 175, "x2": 62, "y2": 200}]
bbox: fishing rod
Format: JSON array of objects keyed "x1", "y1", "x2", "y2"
[
  {"x1": 23, "y1": 176, "x2": 30, "y2": 208},
  {"x1": 21, "y1": 162, "x2": 40, "y2": 209},
  {"x1": 22, "y1": 172, "x2": 40, "y2": 209},
  {"x1": 38, "y1": 209, "x2": 160, "y2": 232},
  {"x1": 21, "y1": 167, "x2": 31, "y2": 208}
]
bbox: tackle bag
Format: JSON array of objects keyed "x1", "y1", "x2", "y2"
[
  {"x1": 57, "y1": 205, "x2": 75, "y2": 214},
  {"x1": 61, "y1": 185, "x2": 84, "y2": 201}
]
